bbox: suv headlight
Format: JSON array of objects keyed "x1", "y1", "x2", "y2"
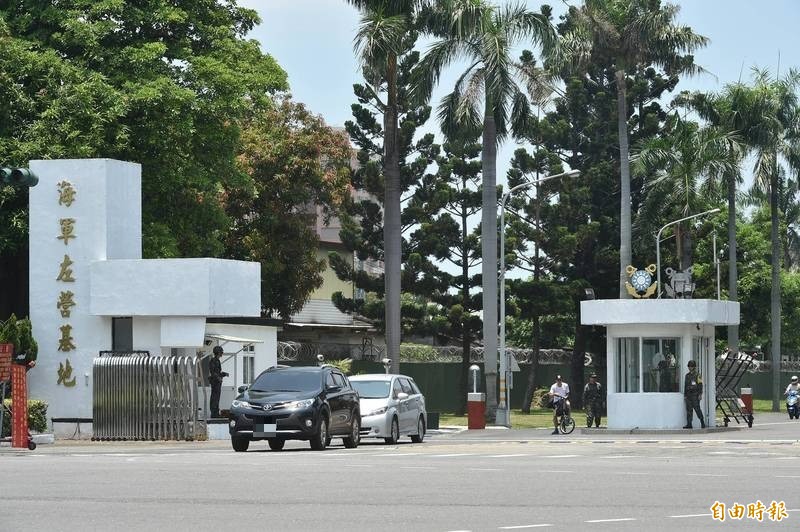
[
  {"x1": 231, "y1": 400, "x2": 251, "y2": 409},
  {"x1": 365, "y1": 406, "x2": 387, "y2": 417},
  {"x1": 288, "y1": 399, "x2": 314, "y2": 410}
]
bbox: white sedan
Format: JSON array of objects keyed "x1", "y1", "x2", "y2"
[{"x1": 349, "y1": 374, "x2": 427, "y2": 444}]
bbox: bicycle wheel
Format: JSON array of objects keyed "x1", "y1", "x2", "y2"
[{"x1": 559, "y1": 415, "x2": 575, "y2": 434}]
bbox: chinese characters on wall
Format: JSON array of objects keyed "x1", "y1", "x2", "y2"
[{"x1": 56, "y1": 180, "x2": 77, "y2": 387}]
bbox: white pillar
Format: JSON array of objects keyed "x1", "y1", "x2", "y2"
[{"x1": 28, "y1": 159, "x2": 141, "y2": 420}]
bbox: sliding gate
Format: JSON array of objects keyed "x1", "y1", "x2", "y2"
[{"x1": 93, "y1": 352, "x2": 200, "y2": 441}]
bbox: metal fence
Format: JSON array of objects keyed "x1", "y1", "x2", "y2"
[{"x1": 93, "y1": 352, "x2": 199, "y2": 441}]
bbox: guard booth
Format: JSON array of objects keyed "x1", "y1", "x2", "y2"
[{"x1": 581, "y1": 299, "x2": 739, "y2": 429}]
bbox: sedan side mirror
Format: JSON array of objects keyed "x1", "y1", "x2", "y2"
[
  {"x1": 327, "y1": 385, "x2": 341, "y2": 392},
  {"x1": 397, "y1": 392, "x2": 409, "y2": 400},
  {"x1": 237, "y1": 385, "x2": 248, "y2": 394}
]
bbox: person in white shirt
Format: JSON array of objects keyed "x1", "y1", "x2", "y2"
[
  {"x1": 549, "y1": 375, "x2": 570, "y2": 435},
  {"x1": 784, "y1": 375, "x2": 800, "y2": 396}
]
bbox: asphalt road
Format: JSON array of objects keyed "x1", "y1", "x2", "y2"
[{"x1": 2, "y1": 413, "x2": 799, "y2": 532}]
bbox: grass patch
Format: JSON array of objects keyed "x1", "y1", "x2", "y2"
[{"x1": 437, "y1": 398, "x2": 776, "y2": 429}]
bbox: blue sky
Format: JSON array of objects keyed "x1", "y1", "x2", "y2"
[{"x1": 241, "y1": 0, "x2": 800, "y2": 185}]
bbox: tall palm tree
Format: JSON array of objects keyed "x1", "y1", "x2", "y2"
[
  {"x1": 635, "y1": 116, "x2": 741, "y2": 270},
  {"x1": 676, "y1": 89, "x2": 747, "y2": 352},
  {"x1": 561, "y1": 0, "x2": 708, "y2": 297},
  {"x1": 348, "y1": 0, "x2": 425, "y2": 373},
  {"x1": 412, "y1": 0, "x2": 556, "y2": 420},
  {"x1": 727, "y1": 69, "x2": 800, "y2": 410}
]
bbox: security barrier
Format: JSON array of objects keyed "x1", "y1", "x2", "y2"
[{"x1": 93, "y1": 352, "x2": 199, "y2": 441}]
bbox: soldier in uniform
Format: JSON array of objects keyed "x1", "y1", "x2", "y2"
[
  {"x1": 683, "y1": 360, "x2": 705, "y2": 428},
  {"x1": 209, "y1": 346, "x2": 229, "y2": 418},
  {"x1": 583, "y1": 373, "x2": 603, "y2": 428}
]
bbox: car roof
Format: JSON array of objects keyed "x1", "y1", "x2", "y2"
[{"x1": 349, "y1": 373, "x2": 413, "y2": 381}]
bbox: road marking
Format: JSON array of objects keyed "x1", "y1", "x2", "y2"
[
  {"x1": 775, "y1": 475, "x2": 800, "y2": 478},
  {"x1": 486, "y1": 454, "x2": 527, "y2": 458},
  {"x1": 669, "y1": 514, "x2": 708, "y2": 518},
  {"x1": 686, "y1": 473, "x2": 728, "y2": 477},
  {"x1": 469, "y1": 468, "x2": 502, "y2": 472},
  {"x1": 499, "y1": 525, "x2": 553, "y2": 529},
  {"x1": 400, "y1": 466, "x2": 435, "y2": 470},
  {"x1": 539, "y1": 470, "x2": 573, "y2": 474},
  {"x1": 542, "y1": 454, "x2": 579, "y2": 458},
  {"x1": 585, "y1": 518, "x2": 635, "y2": 523},
  {"x1": 708, "y1": 451, "x2": 736, "y2": 455},
  {"x1": 603, "y1": 455, "x2": 642, "y2": 459}
]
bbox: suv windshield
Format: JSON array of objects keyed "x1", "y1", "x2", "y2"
[
  {"x1": 351, "y1": 380, "x2": 390, "y2": 399},
  {"x1": 251, "y1": 370, "x2": 321, "y2": 393}
]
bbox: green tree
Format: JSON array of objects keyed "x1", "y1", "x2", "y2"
[
  {"x1": 346, "y1": 0, "x2": 428, "y2": 373},
  {"x1": 725, "y1": 69, "x2": 800, "y2": 410},
  {"x1": 635, "y1": 116, "x2": 741, "y2": 270},
  {"x1": 225, "y1": 98, "x2": 353, "y2": 319},
  {"x1": 329, "y1": 30, "x2": 438, "y2": 337},
  {"x1": 413, "y1": 0, "x2": 557, "y2": 420},
  {"x1": 0, "y1": 0, "x2": 287, "y2": 318},
  {"x1": 409, "y1": 135, "x2": 483, "y2": 415},
  {"x1": 561, "y1": 0, "x2": 708, "y2": 297}
]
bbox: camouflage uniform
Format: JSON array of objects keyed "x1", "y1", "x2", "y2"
[
  {"x1": 583, "y1": 380, "x2": 603, "y2": 428},
  {"x1": 683, "y1": 365, "x2": 705, "y2": 428}
]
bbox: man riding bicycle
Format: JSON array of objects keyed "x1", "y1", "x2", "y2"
[{"x1": 549, "y1": 375, "x2": 570, "y2": 435}]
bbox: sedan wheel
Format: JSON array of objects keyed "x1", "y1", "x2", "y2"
[
  {"x1": 343, "y1": 416, "x2": 360, "y2": 448},
  {"x1": 410, "y1": 416, "x2": 425, "y2": 443},
  {"x1": 310, "y1": 417, "x2": 328, "y2": 450},
  {"x1": 384, "y1": 416, "x2": 399, "y2": 445}
]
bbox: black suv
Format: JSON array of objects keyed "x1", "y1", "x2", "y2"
[{"x1": 228, "y1": 365, "x2": 361, "y2": 452}]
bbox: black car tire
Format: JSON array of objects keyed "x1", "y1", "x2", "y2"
[
  {"x1": 343, "y1": 415, "x2": 360, "y2": 448},
  {"x1": 384, "y1": 416, "x2": 399, "y2": 444},
  {"x1": 268, "y1": 438, "x2": 285, "y2": 451},
  {"x1": 310, "y1": 416, "x2": 329, "y2": 451},
  {"x1": 231, "y1": 436, "x2": 250, "y2": 452},
  {"x1": 410, "y1": 415, "x2": 425, "y2": 443}
]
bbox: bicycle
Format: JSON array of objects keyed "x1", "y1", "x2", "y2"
[{"x1": 554, "y1": 398, "x2": 575, "y2": 434}]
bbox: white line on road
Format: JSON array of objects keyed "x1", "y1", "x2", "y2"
[
  {"x1": 669, "y1": 514, "x2": 708, "y2": 518},
  {"x1": 400, "y1": 466, "x2": 435, "y2": 470},
  {"x1": 585, "y1": 518, "x2": 636, "y2": 523},
  {"x1": 498, "y1": 524, "x2": 553, "y2": 529},
  {"x1": 539, "y1": 470, "x2": 573, "y2": 473},
  {"x1": 542, "y1": 454, "x2": 579, "y2": 458},
  {"x1": 486, "y1": 454, "x2": 528, "y2": 458},
  {"x1": 686, "y1": 473, "x2": 728, "y2": 477},
  {"x1": 603, "y1": 455, "x2": 642, "y2": 459},
  {"x1": 775, "y1": 475, "x2": 800, "y2": 478},
  {"x1": 469, "y1": 468, "x2": 502, "y2": 472}
]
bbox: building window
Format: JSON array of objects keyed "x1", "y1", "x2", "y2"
[
  {"x1": 642, "y1": 338, "x2": 680, "y2": 392},
  {"x1": 616, "y1": 337, "x2": 639, "y2": 393},
  {"x1": 112, "y1": 317, "x2": 133, "y2": 351},
  {"x1": 243, "y1": 355, "x2": 255, "y2": 385}
]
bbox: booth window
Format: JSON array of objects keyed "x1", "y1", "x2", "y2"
[
  {"x1": 243, "y1": 355, "x2": 255, "y2": 385},
  {"x1": 642, "y1": 338, "x2": 680, "y2": 392},
  {"x1": 616, "y1": 337, "x2": 639, "y2": 392}
]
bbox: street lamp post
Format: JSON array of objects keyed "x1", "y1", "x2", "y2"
[
  {"x1": 497, "y1": 169, "x2": 580, "y2": 427},
  {"x1": 655, "y1": 208, "x2": 721, "y2": 298}
]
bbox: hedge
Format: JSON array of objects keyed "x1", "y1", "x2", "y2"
[{"x1": 1, "y1": 399, "x2": 48, "y2": 436}]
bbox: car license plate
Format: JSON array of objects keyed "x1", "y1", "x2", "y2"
[{"x1": 255, "y1": 423, "x2": 276, "y2": 436}]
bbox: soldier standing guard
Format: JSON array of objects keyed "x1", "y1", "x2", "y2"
[
  {"x1": 583, "y1": 374, "x2": 603, "y2": 428},
  {"x1": 683, "y1": 360, "x2": 705, "y2": 428}
]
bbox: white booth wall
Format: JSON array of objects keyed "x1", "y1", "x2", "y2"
[{"x1": 605, "y1": 323, "x2": 716, "y2": 429}]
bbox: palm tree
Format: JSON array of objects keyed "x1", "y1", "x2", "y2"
[
  {"x1": 347, "y1": 0, "x2": 425, "y2": 373},
  {"x1": 412, "y1": 0, "x2": 556, "y2": 420},
  {"x1": 676, "y1": 88, "x2": 748, "y2": 352},
  {"x1": 635, "y1": 116, "x2": 741, "y2": 271},
  {"x1": 726, "y1": 69, "x2": 800, "y2": 410},
  {"x1": 561, "y1": 0, "x2": 708, "y2": 297}
]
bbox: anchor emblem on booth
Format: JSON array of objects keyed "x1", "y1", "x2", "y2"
[{"x1": 624, "y1": 264, "x2": 658, "y2": 299}]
